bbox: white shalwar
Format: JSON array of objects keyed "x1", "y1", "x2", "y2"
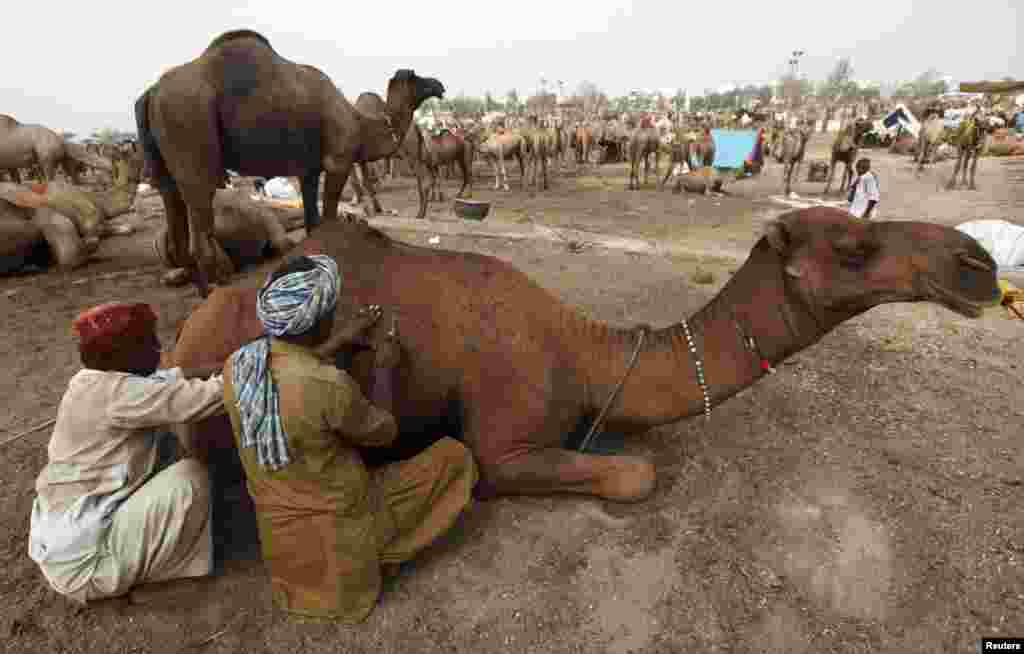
[{"x1": 848, "y1": 171, "x2": 880, "y2": 219}]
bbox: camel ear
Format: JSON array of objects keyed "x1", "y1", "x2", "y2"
[
  {"x1": 393, "y1": 69, "x2": 415, "y2": 82},
  {"x1": 763, "y1": 219, "x2": 791, "y2": 253}
]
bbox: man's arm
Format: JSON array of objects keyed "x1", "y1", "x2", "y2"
[
  {"x1": 107, "y1": 374, "x2": 224, "y2": 429},
  {"x1": 323, "y1": 372, "x2": 397, "y2": 448}
]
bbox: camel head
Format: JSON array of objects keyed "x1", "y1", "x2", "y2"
[
  {"x1": 761, "y1": 207, "x2": 1000, "y2": 326},
  {"x1": 387, "y1": 69, "x2": 445, "y2": 112}
]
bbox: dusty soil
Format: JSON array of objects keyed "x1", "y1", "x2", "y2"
[{"x1": 2, "y1": 134, "x2": 1023, "y2": 653}]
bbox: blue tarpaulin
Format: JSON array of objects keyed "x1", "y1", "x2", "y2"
[{"x1": 711, "y1": 129, "x2": 758, "y2": 169}]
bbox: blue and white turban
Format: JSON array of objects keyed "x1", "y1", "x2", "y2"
[{"x1": 228, "y1": 255, "x2": 341, "y2": 470}]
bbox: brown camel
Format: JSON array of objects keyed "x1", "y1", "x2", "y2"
[
  {"x1": 627, "y1": 122, "x2": 661, "y2": 190},
  {"x1": 946, "y1": 110, "x2": 998, "y2": 190},
  {"x1": 170, "y1": 207, "x2": 999, "y2": 503},
  {"x1": 135, "y1": 29, "x2": 444, "y2": 296},
  {"x1": 914, "y1": 107, "x2": 947, "y2": 172},
  {"x1": 0, "y1": 119, "x2": 109, "y2": 184},
  {"x1": 574, "y1": 124, "x2": 594, "y2": 165},
  {"x1": 478, "y1": 128, "x2": 526, "y2": 191},
  {"x1": 823, "y1": 119, "x2": 873, "y2": 195},
  {"x1": 0, "y1": 149, "x2": 140, "y2": 244},
  {"x1": 521, "y1": 116, "x2": 553, "y2": 191},
  {"x1": 779, "y1": 126, "x2": 812, "y2": 197},
  {"x1": 658, "y1": 130, "x2": 718, "y2": 194}
]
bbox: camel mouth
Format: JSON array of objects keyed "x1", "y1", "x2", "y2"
[{"x1": 924, "y1": 277, "x2": 993, "y2": 318}]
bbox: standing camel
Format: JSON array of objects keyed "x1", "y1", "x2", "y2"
[
  {"x1": 627, "y1": 118, "x2": 660, "y2": 190},
  {"x1": 915, "y1": 108, "x2": 946, "y2": 172},
  {"x1": 574, "y1": 124, "x2": 593, "y2": 165},
  {"x1": 134, "y1": 29, "x2": 444, "y2": 296},
  {"x1": 779, "y1": 125, "x2": 812, "y2": 197},
  {"x1": 478, "y1": 127, "x2": 526, "y2": 191},
  {"x1": 946, "y1": 110, "x2": 998, "y2": 190},
  {"x1": 823, "y1": 119, "x2": 872, "y2": 195},
  {"x1": 0, "y1": 119, "x2": 109, "y2": 184},
  {"x1": 521, "y1": 116, "x2": 553, "y2": 191}
]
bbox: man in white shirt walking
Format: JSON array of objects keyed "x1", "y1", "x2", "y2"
[{"x1": 848, "y1": 157, "x2": 880, "y2": 219}]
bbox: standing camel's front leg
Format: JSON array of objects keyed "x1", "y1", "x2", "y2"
[
  {"x1": 947, "y1": 150, "x2": 963, "y2": 190},
  {"x1": 967, "y1": 147, "x2": 980, "y2": 190},
  {"x1": 455, "y1": 146, "x2": 471, "y2": 199},
  {"x1": 181, "y1": 193, "x2": 228, "y2": 298},
  {"x1": 322, "y1": 157, "x2": 355, "y2": 224},
  {"x1": 352, "y1": 163, "x2": 381, "y2": 217},
  {"x1": 823, "y1": 153, "x2": 838, "y2": 195},
  {"x1": 299, "y1": 170, "x2": 323, "y2": 230}
]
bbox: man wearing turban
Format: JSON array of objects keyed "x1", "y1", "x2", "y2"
[
  {"x1": 28, "y1": 302, "x2": 226, "y2": 604},
  {"x1": 223, "y1": 254, "x2": 477, "y2": 623}
]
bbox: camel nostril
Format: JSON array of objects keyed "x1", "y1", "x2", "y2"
[{"x1": 958, "y1": 252, "x2": 993, "y2": 272}]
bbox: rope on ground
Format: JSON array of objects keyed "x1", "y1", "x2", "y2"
[{"x1": 0, "y1": 418, "x2": 57, "y2": 447}]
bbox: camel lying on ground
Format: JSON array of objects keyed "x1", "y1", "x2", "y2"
[
  {"x1": 171, "y1": 207, "x2": 999, "y2": 502},
  {"x1": 0, "y1": 151, "x2": 141, "y2": 272},
  {"x1": 154, "y1": 189, "x2": 303, "y2": 286},
  {"x1": 135, "y1": 29, "x2": 444, "y2": 296}
]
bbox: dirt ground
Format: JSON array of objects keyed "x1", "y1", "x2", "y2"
[{"x1": 2, "y1": 134, "x2": 1023, "y2": 653}]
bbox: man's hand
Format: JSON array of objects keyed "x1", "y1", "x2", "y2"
[{"x1": 316, "y1": 305, "x2": 382, "y2": 359}]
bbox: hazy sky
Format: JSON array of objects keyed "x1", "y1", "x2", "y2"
[{"x1": 2, "y1": 0, "x2": 1019, "y2": 135}]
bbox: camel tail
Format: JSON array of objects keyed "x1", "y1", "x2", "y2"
[{"x1": 134, "y1": 86, "x2": 170, "y2": 190}]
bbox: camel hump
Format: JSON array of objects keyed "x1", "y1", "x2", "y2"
[{"x1": 206, "y1": 29, "x2": 275, "y2": 53}]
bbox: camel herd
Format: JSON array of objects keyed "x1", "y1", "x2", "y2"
[{"x1": 0, "y1": 28, "x2": 1014, "y2": 291}]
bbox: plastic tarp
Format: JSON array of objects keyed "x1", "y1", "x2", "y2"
[
  {"x1": 956, "y1": 220, "x2": 1024, "y2": 271},
  {"x1": 264, "y1": 177, "x2": 298, "y2": 200},
  {"x1": 710, "y1": 129, "x2": 758, "y2": 170},
  {"x1": 882, "y1": 104, "x2": 920, "y2": 137}
]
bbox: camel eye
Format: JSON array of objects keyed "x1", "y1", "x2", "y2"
[{"x1": 833, "y1": 244, "x2": 871, "y2": 270}]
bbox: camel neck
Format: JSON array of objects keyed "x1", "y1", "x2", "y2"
[
  {"x1": 592, "y1": 238, "x2": 828, "y2": 432},
  {"x1": 358, "y1": 100, "x2": 414, "y2": 161}
]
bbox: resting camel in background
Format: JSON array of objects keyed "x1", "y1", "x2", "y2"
[
  {"x1": 823, "y1": 118, "x2": 872, "y2": 195},
  {"x1": 170, "y1": 207, "x2": 999, "y2": 502},
  {"x1": 135, "y1": 29, "x2": 444, "y2": 296}
]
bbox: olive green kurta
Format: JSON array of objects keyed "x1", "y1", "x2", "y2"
[{"x1": 224, "y1": 339, "x2": 476, "y2": 623}]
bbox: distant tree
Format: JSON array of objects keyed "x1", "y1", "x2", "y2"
[
  {"x1": 484, "y1": 91, "x2": 501, "y2": 112},
  {"x1": 908, "y1": 69, "x2": 947, "y2": 97},
  {"x1": 91, "y1": 127, "x2": 135, "y2": 144},
  {"x1": 505, "y1": 89, "x2": 521, "y2": 114},
  {"x1": 671, "y1": 88, "x2": 687, "y2": 113},
  {"x1": 449, "y1": 93, "x2": 484, "y2": 116},
  {"x1": 823, "y1": 57, "x2": 855, "y2": 98},
  {"x1": 690, "y1": 96, "x2": 708, "y2": 112}
]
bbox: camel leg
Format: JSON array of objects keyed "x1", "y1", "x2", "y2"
[
  {"x1": 299, "y1": 170, "x2": 323, "y2": 230},
  {"x1": 824, "y1": 156, "x2": 836, "y2": 195},
  {"x1": 412, "y1": 159, "x2": 429, "y2": 219},
  {"x1": 541, "y1": 149, "x2": 548, "y2": 190},
  {"x1": 322, "y1": 160, "x2": 354, "y2": 223},
  {"x1": 947, "y1": 152, "x2": 962, "y2": 190},
  {"x1": 476, "y1": 447, "x2": 656, "y2": 503},
  {"x1": 456, "y1": 148, "x2": 471, "y2": 199},
  {"x1": 353, "y1": 164, "x2": 380, "y2": 217},
  {"x1": 968, "y1": 149, "x2": 979, "y2": 190}
]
